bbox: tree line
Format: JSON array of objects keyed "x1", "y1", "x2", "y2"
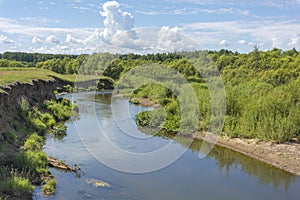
[{"x1": 1, "y1": 48, "x2": 299, "y2": 142}]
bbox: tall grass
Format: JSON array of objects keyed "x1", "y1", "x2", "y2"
[{"x1": 0, "y1": 166, "x2": 34, "y2": 197}]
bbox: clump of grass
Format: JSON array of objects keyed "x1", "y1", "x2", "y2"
[
  {"x1": 44, "y1": 98, "x2": 74, "y2": 121},
  {"x1": 42, "y1": 179, "x2": 56, "y2": 196},
  {"x1": 23, "y1": 133, "x2": 44, "y2": 152},
  {"x1": 14, "y1": 151, "x2": 48, "y2": 175},
  {"x1": 0, "y1": 166, "x2": 34, "y2": 198},
  {"x1": 0, "y1": 177, "x2": 34, "y2": 194}
]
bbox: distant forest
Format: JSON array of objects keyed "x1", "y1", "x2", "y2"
[{"x1": 1, "y1": 48, "x2": 299, "y2": 142}]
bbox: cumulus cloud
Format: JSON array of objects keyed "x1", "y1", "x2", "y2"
[
  {"x1": 219, "y1": 39, "x2": 228, "y2": 46},
  {"x1": 238, "y1": 40, "x2": 247, "y2": 45},
  {"x1": 66, "y1": 34, "x2": 84, "y2": 44},
  {"x1": 0, "y1": 35, "x2": 15, "y2": 44},
  {"x1": 156, "y1": 26, "x2": 198, "y2": 51},
  {"x1": 288, "y1": 35, "x2": 300, "y2": 48},
  {"x1": 271, "y1": 36, "x2": 282, "y2": 48},
  {"x1": 32, "y1": 36, "x2": 43, "y2": 44},
  {"x1": 46, "y1": 35, "x2": 60, "y2": 44},
  {"x1": 99, "y1": 1, "x2": 135, "y2": 41}
]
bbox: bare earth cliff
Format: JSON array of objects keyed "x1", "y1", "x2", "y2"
[{"x1": 0, "y1": 78, "x2": 68, "y2": 164}]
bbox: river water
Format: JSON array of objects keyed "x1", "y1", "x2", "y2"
[{"x1": 34, "y1": 92, "x2": 300, "y2": 200}]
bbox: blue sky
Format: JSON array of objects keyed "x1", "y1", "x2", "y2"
[{"x1": 0, "y1": 0, "x2": 299, "y2": 54}]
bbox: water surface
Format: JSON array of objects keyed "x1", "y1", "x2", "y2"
[{"x1": 34, "y1": 92, "x2": 300, "y2": 200}]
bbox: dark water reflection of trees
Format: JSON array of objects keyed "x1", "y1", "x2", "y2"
[
  {"x1": 77, "y1": 93, "x2": 296, "y2": 193},
  {"x1": 174, "y1": 137, "x2": 296, "y2": 192}
]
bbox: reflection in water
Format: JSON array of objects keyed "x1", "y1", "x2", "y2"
[
  {"x1": 174, "y1": 137, "x2": 296, "y2": 192},
  {"x1": 91, "y1": 92, "x2": 297, "y2": 192},
  {"x1": 39, "y1": 92, "x2": 299, "y2": 200}
]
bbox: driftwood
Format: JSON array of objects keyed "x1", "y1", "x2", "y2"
[{"x1": 47, "y1": 157, "x2": 78, "y2": 172}]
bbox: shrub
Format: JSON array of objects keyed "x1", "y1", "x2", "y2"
[
  {"x1": 50, "y1": 124, "x2": 67, "y2": 140},
  {"x1": 14, "y1": 151, "x2": 48, "y2": 175},
  {"x1": 42, "y1": 179, "x2": 56, "y2": 195},
  {"x1": 0, "y1": 177, "x2": 34, "y2": 195},
  {"x1": 0, "y1": 166, "x2": 34, "y2": 197},
  {"x1": 44, "y1": 99, "x2": 73, "y2": 121},
  {"x1": 30, "y1": 118, "x2": 47, "y2": 133},
  {"x1": 136, "y1": 109, "x2": 165, "y2": 128},
  {"x1": 158, "y1": 98, "x2": 172, "y2": 106},
  {"x1": 40, "y1": 113, "x2": 56, "y2": 128},
  {"x1": 23, "y1": 133, "x2": 44, "y2": 152}
]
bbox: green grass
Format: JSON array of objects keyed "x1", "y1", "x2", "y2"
[
  {"x1": 0, "y1": 166, "x2": 34, "y2": 198},
  {"x1": 42, "y1": 179, "x2": 56, "y2": 195},
  {"x1": 0, "y1": 68, "x2": 99, "y2": 93},
  {"x1": 0, "y1": 177, "x2": 34, "y2": 196}
]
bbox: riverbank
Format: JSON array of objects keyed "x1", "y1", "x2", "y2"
[
  {"x1": 132, "y1": 97, "x2": 300, "y2": 176},
  {"x1": 193, "y1": 132, "x2": 300, "y2": 176},
  {"x1": 0, "y1": 70, "x2": 99, "y2": 199}
]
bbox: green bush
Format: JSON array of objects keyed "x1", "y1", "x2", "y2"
[
  {"x1": 42, "y1": 179, "x2": 56, "y2": 195},
  {"x1": 30, "y1": 118, "x2": 47, "y2": 133},
  {"x1": 162, "y1": 115, "x2": 180, "y2": 133},
  {"x1": 0, "y1": 177, "x2": 34, "y2": 195},
  {"x1": 44, "y1": 99, "x2": 73, "y2": 121},
  {"x1": 40, "y1": 113, "x2": 56, "y2": 128},
  {"x1": 0, "y1": 166, "x2": 34, "y2": 197},
  {"x1": 14, "y1": 151, "x2": 48, "y2": 175},
  {"x1": 136, "y1": 109, "x2": 166, "y2": 128},
  {"x1": 50, "y1": 124, "x2": 67, "y2": 140},
  {"x1": 23, "y1": 133, "x2": 44, "y2": 152}
]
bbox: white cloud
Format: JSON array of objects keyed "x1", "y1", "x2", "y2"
[
  {"x1": 238, "y1": 40, "x2": 247, "y2": 45},
  {"x1": 28, "y1": 45, "x2": 72, "y2": 54},
  {"x1": 46, "y1": 35, "x2": 60, "y2": 44},
  {"x1": 32, "y1": 36, "x2": 43, "y2": 44},
  {"x1": 0, "y1": 35, "x2": 15, "y2": 44},
  {"x1": 1, "y1": 1, "x2": 300, "y2": 54},
  {"x1": 219, "y1": 39, "x2": 228, "y2": 46},
  {"x1": 137, "y1": 7, "x2": 253, "y2": 17},
  {"x1": 248, "y1": 42, "x2": 256, "y2": 47},
  {"x1": 96, "y1": 1, "x2": 199, "y2": 52},
  {"x1": 70, "y1": 5, "x2": 98, "y2": 13},
  {"x1": 165, "y1": 0, "x2": 300, "y2": 7},
  {"x1": 288, "y1": 35, "x2": 300, "y2": 48},
  {"x1": 156, "y1": 26, "x2": 198, "y2": 51},
  {"x1": 66, "y1": 34, "x2": 84, "y2": 44},
  {"x1": 84, "y1": 29, "x2": 102, "y2": 45},
  {"x1": 99, "y1": 1, "x2": 135, "y2": 40},
  {"x1": 182, "y1": 20, "x2": 300, "y2": 50}
]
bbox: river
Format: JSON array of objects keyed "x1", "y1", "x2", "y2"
[{"x1": 34, "y1": 92, "x2": 300, "y2": 200}]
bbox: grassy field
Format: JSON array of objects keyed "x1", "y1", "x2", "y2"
[{"x1": 0, "y1": 68, "x2": 98, "y2": 92}]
